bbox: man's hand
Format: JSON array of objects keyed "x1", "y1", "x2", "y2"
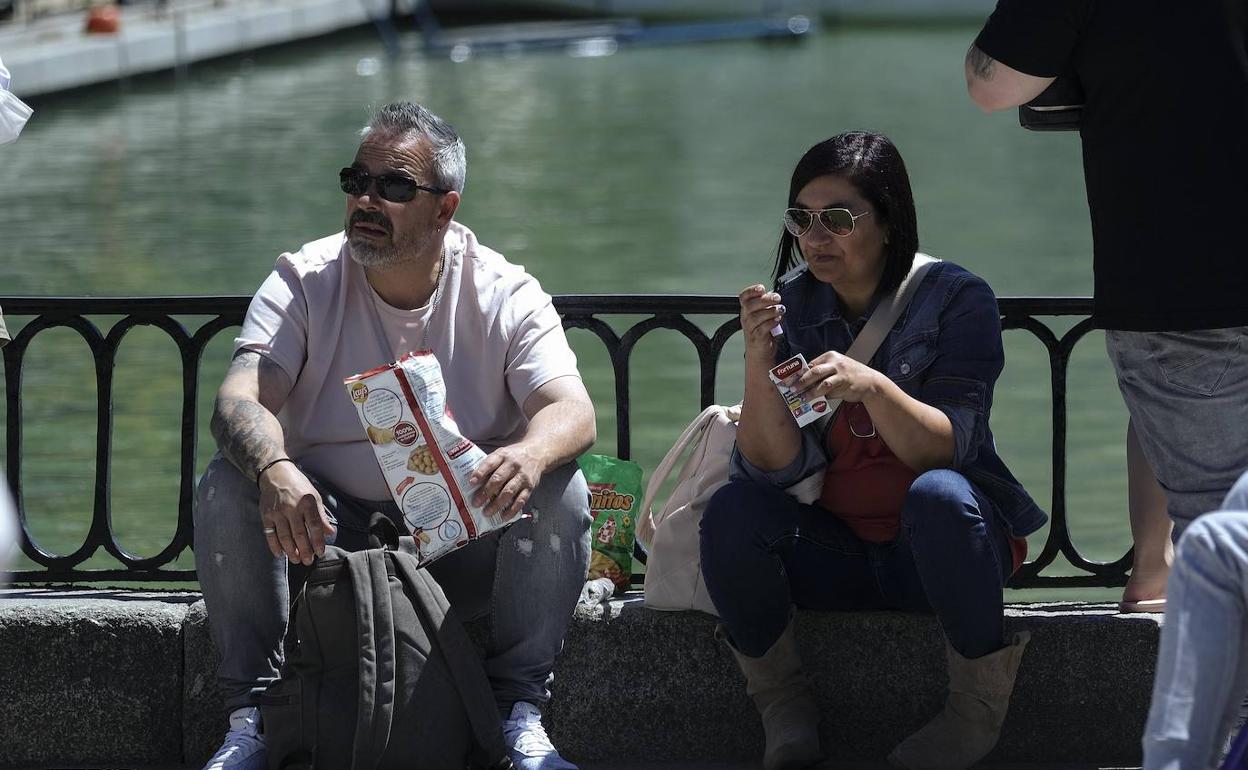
[
  {"x1": 258, "y1": 460, "x2": 336, "y2": 565},
  {"x1": 469, "y1": 444, "x2": 544, "y2": 520},
  {"x1": 211, "y1": 349, "x2": 336, "y2": 562},
  {"x1": 466, "y1": 376, "x2": 594, "y2": 520}
]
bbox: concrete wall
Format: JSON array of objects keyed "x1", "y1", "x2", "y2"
[
  {"x1": 3, "y1": 0, "x2": 390, "y2": 98},
  {"x1": 0, "y1": 588, "x2": 1160, "y2": 768}
]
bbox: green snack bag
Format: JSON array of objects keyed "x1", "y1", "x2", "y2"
[{"x1": 577, "y1": 453, "x2": 642, "y2": 594}]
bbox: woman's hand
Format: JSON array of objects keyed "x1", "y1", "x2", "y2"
[
  {"x1": 739, "y1": 284, "x2": 785, "y2": 366},
  {"x1": 736, "y1": 283, "x2": 803, "y2": 472},
  {"x1": 796, "y1": 351, "x2": 886, "y2": 404},
  {"x1": 796, "y1": 352, "x2": 955, "y2": 471}
]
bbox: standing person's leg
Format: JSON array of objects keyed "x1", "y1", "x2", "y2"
[
  {"x1": 887, "y1": 470, "x2": 1028, "y2": 770},
  {"x1": 1106, "y1": 328, "x2": 1248, "y2": 536},
  {"x1": 1143, "y1": 510, "x2": 1248, "y2": 770},
  {"x1": 700, "y1": 479, "x2": 882, "y2": 770},
  {"x1": 1122, "y1": 419, "x2": 1174, "y2": 612},
  {"x1": 426, "y1": 461, "x2": 591, "y2": 770}
]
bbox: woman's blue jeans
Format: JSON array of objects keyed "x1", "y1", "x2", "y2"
[{"x1": 700, "y1": 469, "x2": 1014, "y2": 659}]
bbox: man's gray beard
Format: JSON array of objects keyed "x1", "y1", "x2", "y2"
[
  {"x1": 347, "y1": 237, "x2": 405, "y2": 269},
  {"x1": 347, "y1": 229, "x2": 428, "y2": 269}
]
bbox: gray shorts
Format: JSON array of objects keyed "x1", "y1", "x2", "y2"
[{"x1": 1106, "y1": 327, "x2": 1248, "y2": 533}]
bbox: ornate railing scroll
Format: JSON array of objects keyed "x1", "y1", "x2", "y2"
[{"x1": 1, "y1": 295, "x2": 1111, "y2": 588}]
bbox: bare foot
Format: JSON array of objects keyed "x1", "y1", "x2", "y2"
[{"x1": 1120, "y1": 566, "x2": 1168, "y2": 613}]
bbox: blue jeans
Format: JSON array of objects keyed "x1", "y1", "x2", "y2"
[
  {"x1": 1107, "y1": 327, "x2": 1248, "y2": 534},
  {"x1": 1143, "y1": 472, "x2": 1248, "y2": 770},
  {"x1": 700, "y1": 470, "x2": 1014, "y2": 659},
  {"x1": 193, "y1": 453, "x2": 592, "y2": 715}
]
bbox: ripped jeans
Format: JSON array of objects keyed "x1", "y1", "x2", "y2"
[{"x1": 193, "y1": 453, "x2": 592, "y2": 715}]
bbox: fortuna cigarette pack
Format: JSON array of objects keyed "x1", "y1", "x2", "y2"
[
  {"x1": 345, "y1": 351, "x2": 519, "y2": 565},
  {"x1": 769, "y1": 354, "x2": 830, "y2": 427}
]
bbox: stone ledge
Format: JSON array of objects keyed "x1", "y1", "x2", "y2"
[
  {"x1": 0, "y1": 589, "x2": 200, "y2": 769},
  {"x1": 0, "y1": 589, "x2": 1161, "y2": 768},
  {"x1": 541, "y1": 599, "x2": 1160, "y2": 765}
]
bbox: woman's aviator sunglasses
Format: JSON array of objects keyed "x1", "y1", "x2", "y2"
[
  {"x1": 339, "y1": 167, "x2": 450, "y2": 203},
  {"x1": 783, "y1": 207, "x2": 871, "y2": 238}
]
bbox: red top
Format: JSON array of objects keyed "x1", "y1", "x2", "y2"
[{"x1": 817, "y1": 403, "x2": 1027, "y2": 574}]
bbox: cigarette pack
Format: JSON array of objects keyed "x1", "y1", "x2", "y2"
[{"x1": 769, "y1": 354, "x2": 830, "y2": 427}]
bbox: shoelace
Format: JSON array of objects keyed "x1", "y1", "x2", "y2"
[{"x1": 504, "y1": 712, "x2": 555, "y2": 755}]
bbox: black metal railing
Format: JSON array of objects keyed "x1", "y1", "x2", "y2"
[{"x1": 1, "y1": 295, "x2": 1112, "y2": 588}]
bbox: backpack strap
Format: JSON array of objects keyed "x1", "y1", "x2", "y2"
[
  {"x1": 387, "y1": 551, "x2": 513, "y2": 770},
  {"x1": 637, "y1": 404, "x2": 740, "y2": 547},
  {"x1": 347, "y1": 549, "x2": 398, "y2": 769}
]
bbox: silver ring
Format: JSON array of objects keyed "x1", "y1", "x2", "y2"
[{"x1": 263, "y1": 527, "x2": 277, "y2": 535}]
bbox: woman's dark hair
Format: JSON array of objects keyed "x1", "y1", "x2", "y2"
[{"x1": 773, "y1": 131, "x2": 918, "y2": 295}]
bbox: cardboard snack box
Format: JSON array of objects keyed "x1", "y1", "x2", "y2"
[{"x1": 345, "y1": 351, "x2": 519, "y2": 565}]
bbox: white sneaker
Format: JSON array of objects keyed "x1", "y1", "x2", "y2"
[
  {"x1": 203, "y1": 706, "x2": 266, "y2": 770},
  {"x1": 502, "y1": 701, "x2": 578, "y2": 770}
]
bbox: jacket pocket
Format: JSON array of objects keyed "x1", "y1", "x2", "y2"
[{"x1": 884, "y1": 333, "x2": 938, "y2": 387}]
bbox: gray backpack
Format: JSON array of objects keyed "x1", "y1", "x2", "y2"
[{"x1": 261, "y1": 515, "x2": 514, "y2": 770}]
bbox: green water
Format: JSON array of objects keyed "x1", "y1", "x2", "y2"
[{"x1": 0, "y1": 25, "x2": 1130, "y2": 598}]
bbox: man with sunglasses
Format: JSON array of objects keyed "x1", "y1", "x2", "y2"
[{"x1": 196, "y1": 101, "x2": 595, "y2": 770}]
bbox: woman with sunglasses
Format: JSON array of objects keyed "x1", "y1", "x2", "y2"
[{"x1": 700, "y1": 131, "x2": 1046, "y2": 770}]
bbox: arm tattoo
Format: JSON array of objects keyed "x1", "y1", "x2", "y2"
[
  {"x1": 211, "y1": 398, "x2": 285, "y2": 482},
  {"x1": 210, "y1": 351, "x2": 286, "y2": 481},
  {"x1": 231, "y1": 352, "x2": 260, "y2": 371},
  {"x1": 967, "y1": 45, "x2": 997, "y2": 81}
]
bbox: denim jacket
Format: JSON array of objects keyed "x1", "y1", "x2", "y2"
[{"x1": 731, "y1": 259, "x2": 1048, "y2": 539}]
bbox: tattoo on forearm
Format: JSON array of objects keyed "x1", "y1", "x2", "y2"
[
  {"x1": 231, "y1": 352, "x2": 260, "y2": 370},
  {"x1": 209, "y1": 350, "x2": 288, "y2": 479},
  {"x1": 211, "y1": 397, "x2": 284, "y2": 481},
  {"x1": 967, "y1": 45, "x2": 996, "y2": 81}
]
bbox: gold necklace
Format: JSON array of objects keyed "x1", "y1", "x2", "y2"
[{"x1": 420, "y1": 245, "x2": 447, "y2": 352}]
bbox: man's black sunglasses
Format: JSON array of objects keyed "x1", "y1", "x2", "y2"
[{"x1": 339, "y1": 167, "x2": 450, "y2": 202}]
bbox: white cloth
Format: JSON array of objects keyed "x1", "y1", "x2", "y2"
[
  {"x1": 0, "y1": 56, "x2": 33, "y2": 146},
  {"x1": 236, "y1": 221, "x2": 581, "y2": 500}
]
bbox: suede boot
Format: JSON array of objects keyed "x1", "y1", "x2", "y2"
[
  {"x1": 887, "y1": 631, "x2": 1031, "y2": 770},
  {"x1": 722, "y1": 617, "x2": 825, "y2": 770}
]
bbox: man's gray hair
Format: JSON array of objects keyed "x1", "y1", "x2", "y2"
[{"x1": 360, "y1": 102, "x2": 467, "y2": 193}]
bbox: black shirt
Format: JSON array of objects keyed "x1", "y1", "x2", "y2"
[{"x1": 976, "y1": 0, "x2": 1248, "y2": 331}]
